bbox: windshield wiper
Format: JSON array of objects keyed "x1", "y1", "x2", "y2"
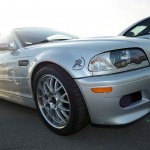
[
  {"x1": 30, "y1": 39, "x2": 71, "y2": 46},
  {"x1": 31, "y1": 39, "x2": 50, "y2": 45}
]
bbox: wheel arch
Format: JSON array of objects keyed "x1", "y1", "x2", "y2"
[
  {"x1": 30, "y1": 61, "x2": 74, "y2": 91},
  {"x1": 29, "y1": 60, "x2": 91, "y2": 122},
  {"x1": 32, "y1": 61, "x2": 90, "y2": 135}
]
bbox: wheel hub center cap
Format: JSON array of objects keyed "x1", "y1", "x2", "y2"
[
  {"x1": 52, "y1": 97, "x2": 56, "y2": 104},
  {"x1": 50, "y1": 95, "x2": 59, "y2": 108}
]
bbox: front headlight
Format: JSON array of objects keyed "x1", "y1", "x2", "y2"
[{"x1": 89, "y1": 48, "x2": 149, "y2": 72}]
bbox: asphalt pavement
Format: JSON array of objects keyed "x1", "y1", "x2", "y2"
[{"x1": 0, "y1": 99, "x2": 150, "y2": 150}]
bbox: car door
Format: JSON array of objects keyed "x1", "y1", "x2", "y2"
[
  {"x1": 0, "y1": 34, "x2": 15, "y2": 93},
  {"x1": 0, "y1": 33, "x2": 31, "y2": 98}
]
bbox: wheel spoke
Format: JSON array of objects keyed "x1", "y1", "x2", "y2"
[
  {"x1": 39, "y1": 105, "x2": 44, "y2": 109},
  {"x1": 55, "y1": 85, "x2": 63, "y2": 92},
  {"x1": 59, "y1": 93, "x2": 69, "y2": 104},
  {"x1": 60, "y1": 98, "x2": 69, "y2": 104},
  {"x1": 49, "y1": 78, "x2": 54, "y2": 93},
  {"x1": 54, "y1": 80, "x2": 58, "y2": 92},
  {"x1": 39, "y1": 82, "x2": 49, "y2": 96},
  {"x1": 59, "y1": 105, "x2": 70, "y2": 112},
  {"x1": 61, "y1": 110, "x2": 69, "y2": 120},
  {"x1": 59, "y1": 93, "x2": 66, "y2": 100},
  {"x1": 55, "y1": 109, "x2": 66, "y2": 123},
  {"x1": 43, "y1": 82, "x2": 50, "y2": 95},
  {"x1": 41, "y1": 93, "x2": 48, "y2": 101},
  {"x1": 46, "y1": 106, "x2": 54, "y2": 118}
]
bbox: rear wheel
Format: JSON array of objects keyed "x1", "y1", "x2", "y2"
[{"x1": 33, "y1": 64, "x2": 89, "y2": 135}]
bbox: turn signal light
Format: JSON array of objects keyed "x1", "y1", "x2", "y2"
[{"x1": 91, "y1": 87, "x2": 112, "y2": 93}]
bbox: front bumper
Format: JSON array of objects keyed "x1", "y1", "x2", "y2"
[{"x1": 75, "y1": 67, "x2": 150, "y2": 125}]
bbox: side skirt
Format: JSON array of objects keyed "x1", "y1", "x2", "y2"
[{"x1": 0, "y1": 91, "x2": 36, "y2": 109}]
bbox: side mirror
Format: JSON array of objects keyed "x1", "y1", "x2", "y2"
[
  {"x1": 0, "y1": 43, "x2": 10, "y2": 50},
  {"x1": 125, "y1": 31, "x2": 135, "y2": 37},
  {"x1": 9, "y1": 42, "x2": 18, "y2": 51}
]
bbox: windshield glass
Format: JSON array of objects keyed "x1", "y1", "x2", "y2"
[{"x1": 14, "y1": 27, "x2": 78, "y2": 47}]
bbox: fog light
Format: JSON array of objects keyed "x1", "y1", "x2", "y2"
[
  {"x1": 120, "y1": 95, "x2": 132, "y2": 108},
  {"x1": 91, "y1": 87, "x2": 112, "y2": 93},
  {"x1": 120, "y1": 91, "x2": 142, "y2": 108}
]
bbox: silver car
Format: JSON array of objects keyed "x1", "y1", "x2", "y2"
[{"x1": 0, "y1": 27, "x2": 150, "y2": 135}]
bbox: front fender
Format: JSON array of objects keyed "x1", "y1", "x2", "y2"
[{"x1": 28, "y1": 49, "x2": 92, "y2": 81}]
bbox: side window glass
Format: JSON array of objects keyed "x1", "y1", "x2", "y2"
[{"x1": 125, "y1": 18, "x2": 150, "y2": 37}]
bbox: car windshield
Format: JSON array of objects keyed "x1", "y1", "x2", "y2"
[{"x1": 14, "y1": 28, "x2": 78, "y2": 47}]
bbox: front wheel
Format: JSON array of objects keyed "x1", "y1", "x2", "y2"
[{"x1": 33, "y1": 64, "x2": 89, "y2": 135}]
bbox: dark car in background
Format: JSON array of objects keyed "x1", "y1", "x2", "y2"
[{"x1": 119, "y1": 16, "x2": 150, "y2": 39}]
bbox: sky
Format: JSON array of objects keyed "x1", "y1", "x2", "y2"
[{"x1": 0, "y1": 0, "x2": 149, "y2": 37}]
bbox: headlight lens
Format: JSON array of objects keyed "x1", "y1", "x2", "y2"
[
  {"x1": 110, "y1": 50, "x2": 130, "y2": 68},
  {"x1": 89, "y1": 55, "x2": 108, "y2": 72},
  {"x1": 89, "y1": 49, "x2": 148, "y2": 72}
]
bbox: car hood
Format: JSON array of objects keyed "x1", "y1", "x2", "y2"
[{"x1": 25, "y1": 36, "x2": 149, "y2": 54}]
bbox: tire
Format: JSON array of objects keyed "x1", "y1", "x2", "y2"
[{"x1": 33, "y1": 64, "x2": 89, "y2": 135}]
